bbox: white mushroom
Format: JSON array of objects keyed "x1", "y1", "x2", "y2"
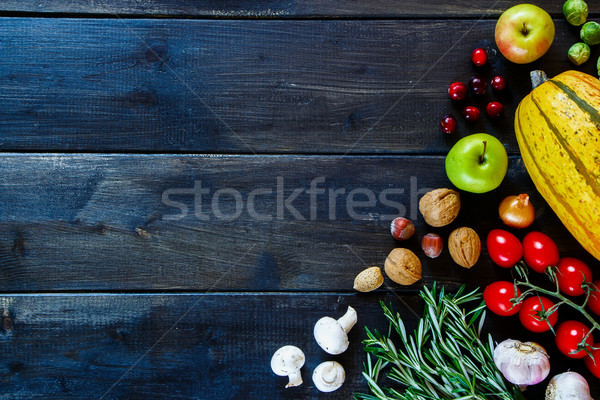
[
  {"x1": 312, "y1": 361, "x2": 345, "y2": 392},
  {"x1": 270, "y1": 345, "x2": 305, "y2": 388},
  {"x1": 313, "y1": 306, "x2": 357, "y2": 355}
]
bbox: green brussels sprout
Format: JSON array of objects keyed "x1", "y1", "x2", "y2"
[
  {"x1": 597, "y1": 56, "x2": 600, "y2": 78},
  {"x1": 563, "y1": 0, "x2": 588, "y2": 26},
  {"x1": 581, "y1": 21, "x2": 600, "y2": 45},
  {"x1": 568, "y1": 42, "x2": 591, "y2": 65}
]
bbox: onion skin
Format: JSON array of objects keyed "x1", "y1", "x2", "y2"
[{"x1": 499, "y1": 194, "x2": 535, "y2": 228}]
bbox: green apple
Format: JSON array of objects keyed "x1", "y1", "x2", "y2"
[
  {"x1": 495, "y1": 4, "x2": 555, "y2": 64},
  {"x1": 445, "y1": 133, "x2": 508, "y2": 193}
]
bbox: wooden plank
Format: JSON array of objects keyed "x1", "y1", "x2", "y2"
[
  {"x1": 0, "y1": 18, "x2": 597, "y2": 153},
  {"x1": 0, "y1": 0, "x2": 598, "y2": 17},
  {"x1": 0, "y1": 292, "x2": 595, "y2": 399},
  {"x1": 0, "y1": 154, "x2": 593, "y2": 292}
]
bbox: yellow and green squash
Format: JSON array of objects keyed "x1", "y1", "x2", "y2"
[{"x1": 515, "y1": 70, "x2": 600, "y2": 261}]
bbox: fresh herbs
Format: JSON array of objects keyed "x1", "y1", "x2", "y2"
[{"x1": 354, "y1": 285, "x2": 526, "y2": 400}]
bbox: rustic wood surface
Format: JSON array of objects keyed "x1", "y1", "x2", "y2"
[
  {"x1": 0, "y1": 18, "x2": 597, "y2": 153},
  {"x1": 1, "y1": 0, "x2": 599, "y2": 17},
  {"x1": 0, "y1": 0, "x2": 599, "y2": 398}
]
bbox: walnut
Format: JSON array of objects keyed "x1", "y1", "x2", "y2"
[
  {"x1": 384, "y1": 248, "x2": 422, "y2": 285},
  {"x1": 419, "y1": 188, "x2": 461, "y2": 227},
  {"x1": 448, "y1": 227, "x2": 481, "y2": 268}
]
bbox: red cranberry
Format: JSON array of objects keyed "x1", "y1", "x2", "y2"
[
  {"x1": 486, "y1": 101, "x2": 504, "y2": 118},
  {"x1": 491, "y1": 76, "x2": 507, "y2": 91},
  {"x1": 468, "y1": 76, "x2": 487, "y2": 96},
  {"x1": 440, "y1": 114, "x2": 457, "y2": 134},
  {"x1": 462, "y1": 106, "x2": 480, "y2": 122},
  {"x1": 448, "y1": 82, "x2": 468, "y2": 100},
  {"x1": 471, "y1": 48, "x2": 488, "y2": 67}
]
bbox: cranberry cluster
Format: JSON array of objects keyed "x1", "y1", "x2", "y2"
[{"x1": 440, "y1": 48, "x2": 507, "y2": 134}]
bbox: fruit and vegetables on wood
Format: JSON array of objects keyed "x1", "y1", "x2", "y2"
[{"x1": 514, "y1": 70, "x2": 600, "y2": 261}]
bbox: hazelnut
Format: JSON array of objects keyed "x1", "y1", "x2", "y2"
[
  {"x1": 384, "y1": 248, "x2": 422, "y2": 285},
  {"x1": 419, "y1": 188, "x2": 461, "y2": 227},
  {"x1": 353, "y1": 266, "x2": 384, "y2": 292},
  {"x1": 448, "y1": 227, "x2": 481, "y2": 268},
  {"x1": 390, "y1": 217, "x2": 415, "y2": 241},
  {"x1": 422, "y1": 233, "x2": 443, "y2": 258}
]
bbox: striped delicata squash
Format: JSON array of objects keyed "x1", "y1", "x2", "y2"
[{"x1": 515, "y1": 70, "x2": 600, "y2": 261}]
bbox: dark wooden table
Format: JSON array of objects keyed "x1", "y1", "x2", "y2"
[{"x1": 0, "y1": 1, "x2": 599, "y2": 399}]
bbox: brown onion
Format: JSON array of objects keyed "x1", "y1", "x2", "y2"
[{"x1": 499, "y1": 194, "x2": 535, "y2": 228}]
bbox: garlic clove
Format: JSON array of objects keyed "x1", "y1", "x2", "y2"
[{"x1": 493, "y1": 339, "x2": 550, "y2": 388}]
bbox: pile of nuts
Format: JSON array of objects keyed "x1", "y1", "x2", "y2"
[{"x1": 353, "y1": 188, "x2": 481, "y2": 292}]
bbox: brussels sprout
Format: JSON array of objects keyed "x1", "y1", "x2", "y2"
[
  {"x1": 563, "y1": 0, "x2": 588, "y2": 26},
  {"x1": 597, "y1": 56, "x2": 600, "y2": 78},
  {"x1": 568, "y1": 43, "x2": 591, "y2": 65},
  {"x1": 581, "y1": 21, "x2": 600, "y2": 45}
]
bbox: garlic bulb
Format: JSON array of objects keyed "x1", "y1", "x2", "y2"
[
  {"x1": 545, "y1": 371, "x2": 593, "y2": 400},
  {"x1": 493, "y1": 339, "x2": 550, "y2": 387}
]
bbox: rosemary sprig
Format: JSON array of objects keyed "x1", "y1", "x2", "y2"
[{"x1": 354, "y1": 284, "x2": 526, "y2": 400}]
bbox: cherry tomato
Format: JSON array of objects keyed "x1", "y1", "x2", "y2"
[
  {"x1": 518, "y1": 296, "x2": 558, "y2": 333},
  {"x1": 555, "y1": 320, "x2": 594, "y2": 359},
  {"x1": 587, "y1": 281, "x2": 600, "y2": 316},
  {"x1": 486, "y1": 229, "x2": 523, "y2": 268},
  {"x1": 584, "y1": 343, "x2": 600, "y2": 378},
  {"x1": 556, "y1": 257, "x2": 592, "y2": 296},
  {"x1": 522, "y1": 231, "x2": 559, "y2": 273},
  {"x1": 483, "y1": 281, "x2": 522, "y2": 316}
]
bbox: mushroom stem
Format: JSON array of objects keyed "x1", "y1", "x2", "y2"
[
  {"x1": 286, "y1": 371, "x2": 303, "y2": 388},
  {"x1": 337, "y1": 306, "x2": 357, "y2": 334}
]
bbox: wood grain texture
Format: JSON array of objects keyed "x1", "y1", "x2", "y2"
[
  {"x1": 0, "y1": 0, "x2": 598, "y2": 17},
  {"x1": 0, "y1": 292, "x2": 595, "y2": 399},
  {"x1": 0, "y1": 18, "x2": 597, "y2": 153},
  {"x1": 0, "y1": 154, "x2": 594, "y2": 292}
]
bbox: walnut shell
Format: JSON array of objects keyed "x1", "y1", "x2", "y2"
[
  {"x1": 448, "y1": 227, "x2": 481, "y2": 268},
  {"x1": 353, "y1": 266, "x2": 384, "y2": 292},
  {"x1": 384, "y1": 248, "x2": 422, "y2": 285},
  {"x1": 419, "y1": 188, "x2": 461, "y2": 227}
]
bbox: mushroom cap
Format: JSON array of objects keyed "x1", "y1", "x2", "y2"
[
  {"x1": 270, "y1": 345, "x2": 305, "y2": 377},
  {"x1": 313, "y1": 317, "x2": 349, "y2": 355},
  {"x1": 312, "y1": 361, "x2": 345, "y2": 392}
]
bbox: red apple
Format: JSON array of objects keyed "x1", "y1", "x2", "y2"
[{"x1": 495, "y1": 4, "x2": 555, "y2": 64}]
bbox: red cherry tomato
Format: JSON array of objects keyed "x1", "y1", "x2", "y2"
[
  {"x1": 584, "y1": 344, "x2": 600, "y2": 378},
  {"x1": 486, "y1": 229, "x2": 523, "y2": 268},
  {"x1": 555, "y1": 320, "x2": 594, "y2": 359},
  {"x1": 483, "y1": 281, "x2": 522, "y2": 316},
  {"x1": 522, "y1": 231, "x2": 559, "y2": 273},
  {"x1": 587, "y1": 281, "x2": 600, "y2": 316},
  {"x1": 556, "y1": 257, "x2": 592, "y2": 296},
  {"x1": 518, "y1": 296, "x2": 558, "y2": 333}
]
